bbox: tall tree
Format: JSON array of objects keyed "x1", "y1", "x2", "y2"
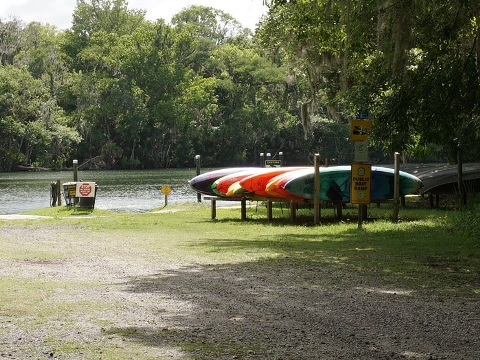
[
  {"x1": 0, "y1": 65, "x2": 80, "y2": 170},
  {"x1": 261, "y1": 0, "x2": 480, "y2": 164},
  {"x1": 172, "y1": 5, "x2": 249, "y2": 45},
  {"x1": 0, "y1": 17, "x2": 24, "y2": 66}
]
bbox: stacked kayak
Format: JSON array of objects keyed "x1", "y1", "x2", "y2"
[
  {"x1": 188, "y1": 166, "x2": 423, "y2": 202},
  {"x1": 187, "y1": 167, "x2": 257, "y2": 196}
]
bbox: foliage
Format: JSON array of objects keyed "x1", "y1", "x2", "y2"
[
  {"x1": 2, "y1": 0, "x2": 480, "y2": 170},
  {"x1": 0, "y1": 65, "x2": 81, "y2": 170},
  {"x1": 261, "y1": 0, "x2": 480, "y2": 163}
]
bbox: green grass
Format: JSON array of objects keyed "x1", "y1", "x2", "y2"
[
  {"x1": 16, "y1": 201, "x2": 480, "y2": 294},
  {"x1": 0, "y1": 201, "x2": 478, "y2": 358}
]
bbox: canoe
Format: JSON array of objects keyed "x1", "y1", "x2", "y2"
[
  {"x1": 283, "y1": 166, "x2": 423, "y2": 202},
  {"x1": 211, "y1": 168, "x2": 262, "y2": 196},
  {"x1": 265, "y1": 168, "x2": 314, "y2": 200},
  {"x1": 188, "y1": 167, "x2": 257, "y2": 196},
  {"x1": 225, "y1": 181, "x2": 269, "y2": 201},
  {"x1": 226, "y1": 181, "x2": 246, "y2": 197},
  {"x1": 238, "y1": 167, "x2": 309, "y2": 197}
]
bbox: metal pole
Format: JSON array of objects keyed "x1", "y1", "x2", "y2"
[
  {"x1": 393, "y1": 152, "x2": 400, "y2": 221},
  {"x1": 314, "y1": 153, "x2": 321, "y2": 225}
]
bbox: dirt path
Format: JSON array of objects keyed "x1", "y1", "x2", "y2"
[{"x1": 0, "y1": 222, "x2": 478, "y2": 359}]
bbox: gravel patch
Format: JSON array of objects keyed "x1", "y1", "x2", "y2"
[{"x1": 0, "y1": 223, "x2": 478, "y2": 359}]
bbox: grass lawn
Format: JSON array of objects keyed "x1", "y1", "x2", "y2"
[
  {"x1": 0, "y1": 200, "x2": 478, "y2": 358},
  {"x1": 18, "y1": 200, "x2": 480, "y2": 296}
]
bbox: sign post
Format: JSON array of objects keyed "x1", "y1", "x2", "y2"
[
  {"x1": 195, "y1": 155, "x2": 201, "y2": 202},
  {"x1": 75, "y1": 182, "x2": 95, "y2": 198},
  {"x1": 354, "y1": 141, "x2": 369, "y2": 162},
  {"x1": 161, "y1": 185, "x2": 172, "y2": 206},
  {"x1": 350, "y1": 109, "x2": 372, "y2": 228},
  {"x1": 351, "y1": 163, "x2": 371, "y2": 229},
  {"x1": 350, "y1": 163, "x2": 372, "y2": 204},
  {"x1": 350, "y1": 119, "x2": 372, "y2": 141},
  {"x1": 265, "y1": 159, "x2": 282, "y2": 167}
]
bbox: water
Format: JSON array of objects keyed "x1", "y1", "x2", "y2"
[{"x1": 0, "y1": 168, "x2": 203, "y2": 214}]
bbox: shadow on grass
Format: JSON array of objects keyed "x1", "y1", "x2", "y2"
[
  {"x1": 110, "y1": 255, "x2": 479, "y2": 359},
  {"x1": 105, "y1": 217, "x2": 479, "y2": 359}
]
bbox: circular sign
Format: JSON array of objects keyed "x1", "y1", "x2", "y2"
[
  {"x1": 79, "y1": 183, "x2": 92, "y2": 196},
  {"x1": 161, "y1": 185, "x2": 172, "y2": 195}
]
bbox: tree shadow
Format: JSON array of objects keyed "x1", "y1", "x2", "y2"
[{"x1": 106, "y1": 221, "x2": 479, "y2": 359}]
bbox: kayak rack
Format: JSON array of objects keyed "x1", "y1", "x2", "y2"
[
  {"x1": 204, "y1": 196, "x2": 396, "y2": 222},
  {"x1": 203, "y1": 196, "x2": 324, "y2": 222},
  {"x1": 204, "y1": 196, "x2": 248, "y2": 221}
]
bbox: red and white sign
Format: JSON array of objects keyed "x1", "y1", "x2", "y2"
[{"x1": 75, "y1": 182, "x2": 96, "y2": 197}]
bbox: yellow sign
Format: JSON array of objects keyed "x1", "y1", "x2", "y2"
[
  {"x1": 161, "y1": 185, "x2": 172, "y2": 195},
  {"x1": 350, "y1": 119, "x2": 372, "y2": 141},
  {"x1": 350, "y1": 163, "x2": 371, "y2": 204}
]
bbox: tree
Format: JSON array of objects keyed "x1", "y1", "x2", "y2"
[
  {"x1": 71, "y1": 0, "x2": 145, "y2": 37},
  {"x1": 261, "y1": 0, "x2": 480, "y2": 165},
  {"x1": 63, "y1": 0, "x2": 146, "y2": 71},
  {"x1": 0, "y1": 65, "x2": 80, "y2": 170},
  {"x1": 0, "y1": 17, "x2": 24, "y2": 66},
  {"x1": 14, "y1": 22, "x2": 68, "y2": 98},
  {"x1": 172, "y1": 5, "x2": 250, "y2": 45},
  {"x1": 205, "y1": 41, "x2": 294, "y2": 165}
]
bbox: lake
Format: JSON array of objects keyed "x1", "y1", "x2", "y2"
[{"x1": 0, "y1": 168, "x2": 205, "y2": 215}]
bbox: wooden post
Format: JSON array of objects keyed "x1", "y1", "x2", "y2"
[
  {"x1": 73, "y1": 159, "x2": 78, "y2": 182},
  {"x1": 195, "y1": 155, "x2": 201, "y2": 203},
  {"x1": 73, "y1": 160, "x2": 79, "y2": 205},
  {"x1": 336, "y1": 203, "x2": 343, "y2": 221},
  {"x1": 314, "y1": 153, "x2": 321, "y2": 225},
  {"x1": 267, "y1": 200, "x2": 273, "y2": 221},
  {"x1": 362, "y1": 204, "x2": 368, "y2": 219},
  {"x1": 241, "y1": 198, "x2": 247, "y2": 221},
  {"x1": 393, "y1": 152, "x2": 400, "y2": 221},
  {"x1": 358, "y1": 205, "x2": 363, "y2": 229},
  {"x1": 211, "y1": 199, "x2": 217, "y2": 219},
  {"x1": 290, "y1": 201, "x2": 296, "y2": 222},
  {"x1": 56, "y1": 179, "x2": 61, "y2": 206}
]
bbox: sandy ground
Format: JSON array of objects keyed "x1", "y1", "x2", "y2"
[
  {"x1": 0, "y1": 214, "x2": 52, "y2": 220},
  {"x1": 0, "y1": 221, "x2": 478, "y2": 359}
]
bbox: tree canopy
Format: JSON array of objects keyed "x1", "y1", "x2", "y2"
[
  {"x1": 1, "y1": 0, "x2": 479, "y2": 171},
  {"x1": 260, "y1": 0, "x2": 480, "y2": 163}
]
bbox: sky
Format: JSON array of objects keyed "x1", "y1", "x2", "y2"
[{"x1": 0, "y1": 0, "x2": 268, "y2": 31}]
